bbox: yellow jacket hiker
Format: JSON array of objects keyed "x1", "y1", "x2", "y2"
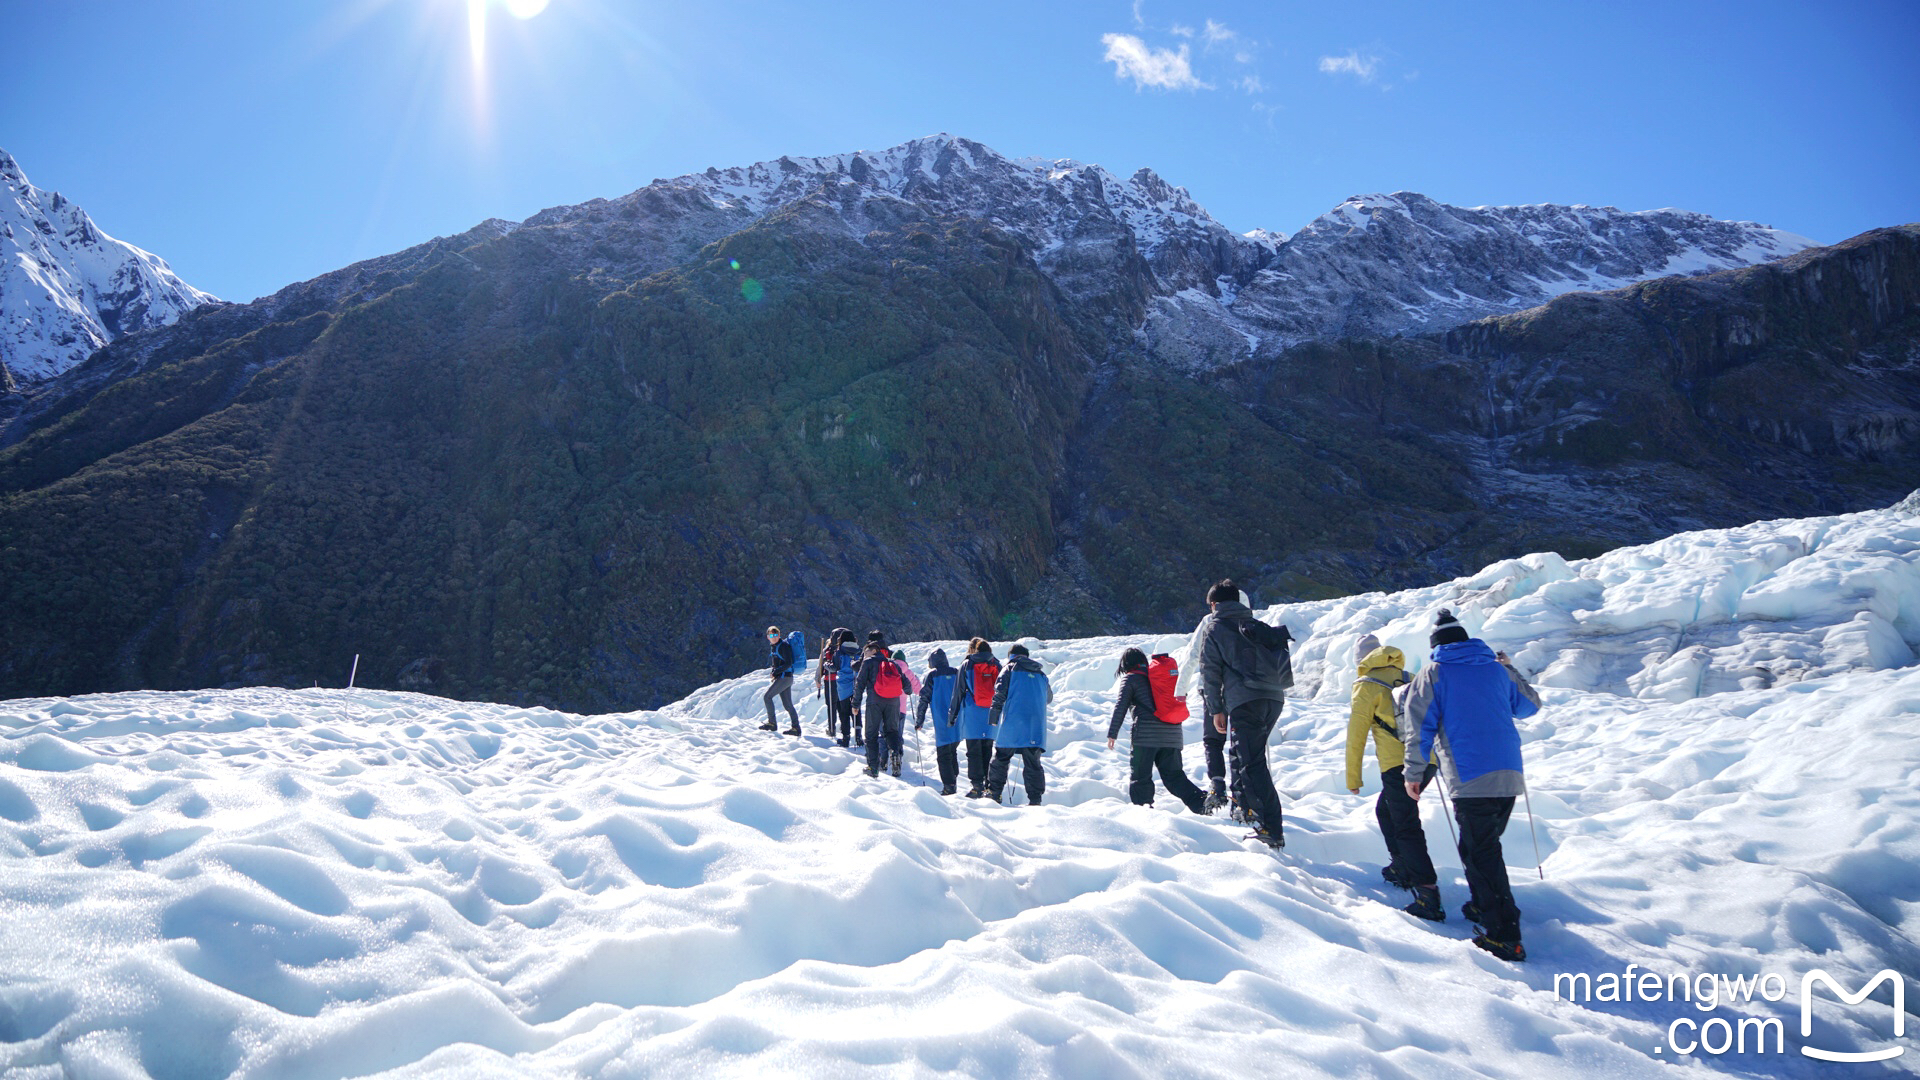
[{"x1": 1346, "y1": 644, "x2": 1407, "y2": 790}]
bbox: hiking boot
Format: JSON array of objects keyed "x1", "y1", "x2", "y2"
[
  {"x1": 1382, "y1": 864, "x2": 1410, "y2": 889},
  {"x1": 1228, "y1": 800, "x2": 1254, "y2": 825},
  {"x1": 863, "y1": 765, "x2": 880, "y2": 778},
  {"x1": 1461, "y1": 900, "x2": 1483, "y2": 926},
  {"x1": 1472, "y1": 935, "x2": 1526, "y2": 963},
  {"x1": 940, "y1": 784, "x2": 958, "y2": 796},
  {"x1": 784, "y1": 724, "x2": 801, "y2": 737},
  {"x1": 964, "y1": 786, "x2": 985, "y2": 799},
  {"x1": 985, "y1": 788, "x2": 1004, "y2": 804},
  {"x1": 1202, "y1": 783, "x2": 1228, "y2": 814},
  {"x1": 1247, "y1": 823, "x2": 1285, "y2": 849},
  {"x1": 836, "y1": 737, "x2": 850, "y2": 748},
  {"x1": 1403, "y1": 886, "x2": 1446, "y2": 922},
  {"x1": 758, "y1": 719, "x2": 778, "y2": 732},
  {"x1": 1027, "y1": 798, "x2": 1042, "y2": 807},
  {"x1": 889, "y1": 752, "x2": 903, "y2": 777}
]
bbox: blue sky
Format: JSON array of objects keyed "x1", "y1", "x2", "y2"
[{"x1": 4, "y1": 0, "x2": 1916, "y2": 302}]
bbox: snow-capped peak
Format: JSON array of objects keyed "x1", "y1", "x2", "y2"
[{"x1": 1, "y1": 147, "x2": 217, "y2": 385}]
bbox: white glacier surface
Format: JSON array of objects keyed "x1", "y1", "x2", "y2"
[{"x1": 1, "y1": 500, "x2": 1916, "y2": 1077}]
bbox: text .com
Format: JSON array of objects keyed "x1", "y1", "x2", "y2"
[{"x1": 1552, "y1": 966, "x2": 1907, "y2": 1062}]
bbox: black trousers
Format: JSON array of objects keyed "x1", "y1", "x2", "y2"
[
  {"x1": 864, "y1": 697, "x2": 904, "y2": 770},
  {"x1": 1204, "y1": 727, "x2": 1227, "y2": 785},
  {"x1": 762, "y1": 676, "x2": 797, "y2": 725},
  {"x1": 1130, "y1": 745, "x2": 1206, "y2": 812},
  {"x1": 1228, "y1": 699, "x2": 1285, "y2": 835},
  {"x1": 934, "y1": 741, "x2": 959, "y2": 790},
  {"x1": 831, "y1": 693, "x2": 854, "y2": 741},
  {"x1": 965, "y1": 738, "x2": 994, "y2": 789},
  {"x1": 988, "y1": 746, "x2": 1044, "y2": 803},
  {"x1": 1376, "y1": 765, "x2": 1436, "y2": 887},
  {"x1": 1455, "y1": 795, "x2": 1521, "y2": 942}
]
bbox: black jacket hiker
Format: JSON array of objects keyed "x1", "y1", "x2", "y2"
[{"x1": 1108, "y1": 666, "x2": 1206, "y2": 813}]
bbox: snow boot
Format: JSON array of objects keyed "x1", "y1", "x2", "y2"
[
  {"x1": 940, "y1": 784, "x2": 958, "y2": 796},
  {"x1": 889, "y1": 751, "x2": 903, "y2": 778},
  {"x1": 964, "y1": 786, "x2": 985, "y2": 799},
  {"x1": 1202, "y1": 780, "x2": 1229, "y2": 814},
  {"x1": 784, "y1": 723, "x2": 801, "y2": 737},
  {"x1": 985, "y1": 788, "x2": 1004, "y2": 804},
  {"x1": 1403, "y1": 886, "x2": 1446, "y2": 922},
  {"x1": 1472, "y1": 935, "x2": 1526, "y2": 963},
  {"x1": 759, "y1": 719, "x2": 778, "y2": 732},
  {"x1": 1381, "y1": 864, "x2": 1411, "y2": 890},
  {"x1": 1245, "y1": 823, "x2": 1285, "y2": 849},
  {"x1": 864, "y1": 764, "x2": 880, "y2": 778},
  {"x1": 1461, "y1": 900, "x2": 1483, "y2": 926}
]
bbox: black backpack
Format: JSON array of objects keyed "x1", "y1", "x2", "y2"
[{"x1": 1230, "y1": 617, "x2": 1295, "y2": 689}]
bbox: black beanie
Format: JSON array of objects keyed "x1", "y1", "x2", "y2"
[
  {"x1": 1009, "y1": 643, "x2": 1030, "y2": 657},
  {"x1": 1430, "y1": 609, "x2": 1470, "y2": 647},
  {"x1": 866, "y1": 629, "x2": 886, "y2": 646}
]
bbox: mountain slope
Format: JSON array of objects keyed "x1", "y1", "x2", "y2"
[
  {"x1": 0, "y1": 149, "x2": 216, "y2": 386},
  {"x1": 1, "y1": 497, "x2": 1914, "y2": 1077}
]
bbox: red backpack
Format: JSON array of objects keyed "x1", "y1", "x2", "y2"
[
  {"x1": 969, "y1": 659, "x2": 1000, "y2": 707},
  {"x1": 874, "y1": 658, "x2": 905, "y2": 699},
  {"x1": 1146, "y1": 654, "x2": 1188, "y2": 724}
]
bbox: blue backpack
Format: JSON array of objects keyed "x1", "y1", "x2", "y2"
[
  {"x1": 835, "y1": 646, "x2": 859, "y2": 699},
  {"x1": 786, "y1": 631, "x2": 806, "y2": 673}
]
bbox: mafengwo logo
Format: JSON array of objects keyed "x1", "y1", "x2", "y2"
[
  {"x1": 1801, "y1": 969, "x2": 1906, "y2": 1064},
  {"x1": 1552, "y1": 965, "x2": 1908, "y2": 1061}
]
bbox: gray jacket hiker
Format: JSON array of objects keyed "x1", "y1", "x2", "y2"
[{"x1": 1196, "y1": 600, "x2": 1289, "y2": 719}]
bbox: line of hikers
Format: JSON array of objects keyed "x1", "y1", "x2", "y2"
[{"x1": 755, "y1": 580, "x2": 1542, "y2": 963}]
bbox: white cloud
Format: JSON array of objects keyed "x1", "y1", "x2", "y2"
[
  {"x1": 1101, "y1": 33, "x2": 1210, "y2": 91},
  {"x1": 1235, "y1": 74, "x2": 1265, "y2": 94},
  {"x1": 1318, "y1": 50, "x2": 1382, "y2": 82},
  {"x1": 1203, "y1": 19, "x2": 1235, "y2": 45},
  {"x1": 1131, "y1": 0, "x2": 1146, "y2": 28},
  {"x1": 1170, "y1": 22, "x2": 1194, "y2": 37}
]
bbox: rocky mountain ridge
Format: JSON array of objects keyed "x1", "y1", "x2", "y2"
[{"x1": 0, "y1": 149, "x2": 216, "y2": 386}]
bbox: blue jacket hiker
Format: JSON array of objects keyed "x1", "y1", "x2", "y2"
[
  {"x1": 759, "y1": 624, "x2": 801, "y2": 734},
  {"x1": 948, "y1": 638, "x2": 1001, "y2": 798},
  {"x1": 1400, "y1": 609, "x2": 1544, "y2": 962},
  {"x1": 915, "y1": 648, "x2": 962, "y2": 795},
  {"x1": 985, "y1": 644, "x2": 1052, "y2": 805}
]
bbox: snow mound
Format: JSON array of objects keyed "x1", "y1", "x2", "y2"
[{"x1": 1, "y1": 499, "x2": 1916, "y2": 1077}]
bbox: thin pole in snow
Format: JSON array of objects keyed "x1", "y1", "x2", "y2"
[
  {"x1": 1523, "y1": 785, "x2": 1546, "y2": 880},
  {"x1": 348, "y1": 654, "x2": 360, "y2": 689}
]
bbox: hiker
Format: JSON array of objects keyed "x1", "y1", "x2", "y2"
[
  {"x1": 1401, "y1": 609, "x2": 1543, "y2": 962},
  {"x1": 892, "y1": 648, "x2": 922, "y2": 698},
  {"x1": 1345, "y1": 633, "x2": 1438, "y2": 910},
  {"x1": 1195, "y1": 579, "x2": 1292, "y2": 848},
  {"x1": 760, "y1": 625, "x2": 801, "y2": 735},
  {"x1": 986, "y1": 643, "x2": 1052, "y2": 805},
  {"x1": 949, "y1": 637, "x2": 1001, "y2": 798},
  {"x1": 818, "y1": 628, "x2": 860, "y2": 747},
  {"x1": 1106, "y1": 647, "x2": 1207, "y2": 813},
  {"x1": 915, "y1": 648, "x2": 962, "y2": 794},
  {"x1": 852, "y1": 630, "x2": 909, "y2": 777}
]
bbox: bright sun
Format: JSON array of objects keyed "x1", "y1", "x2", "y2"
[{"x1": 503, "y1": 0, "x2": 550, "y2": 17}]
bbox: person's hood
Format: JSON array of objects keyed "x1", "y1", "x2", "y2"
[
  {"x1": 1357, "y1": 645, "x2": 1405, "y2": 678},
  {"x1": 966, "y1": 649, "x2": 996, "y2": 664},
  {"x1": 1213, "y1": 600, "x2": 1253, "y2": 622},
  {"x1": 837, "y1": 642, "x2": 860, "y2": 655},
  {"x1": 927, "y1": 648, "x2": 953, "y2": 672},
  {"x1": 1008, "y1": 655, "x2": 1045, "y2": 674},
  {"x1": 1431, "y1": 639, "x2": 1498, "y2": 665}
]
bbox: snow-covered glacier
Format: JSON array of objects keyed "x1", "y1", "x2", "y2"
[{"x1": 1, "y1": 498, "x2": 1916, "y2": 1077}]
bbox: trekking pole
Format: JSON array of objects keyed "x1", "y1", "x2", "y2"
[
  {"x1": 1432, "y1": 770, "x2": 1461, "y2": 851},
  {"x1": 1522, "y1": 785, "x2": 1546, "y2": 880}
]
